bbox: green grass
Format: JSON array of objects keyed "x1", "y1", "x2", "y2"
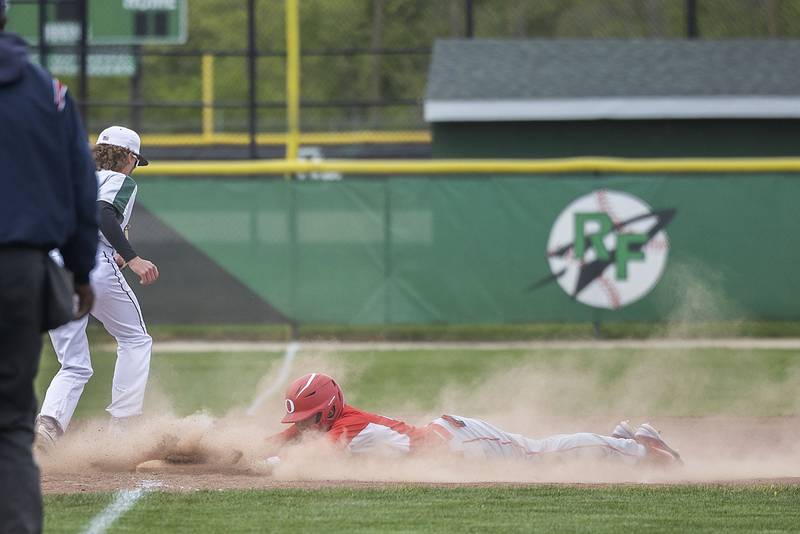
[
  {"x1": 44, "y1": 493, "x2": 114, "y2": 534},
  {"x1": 35, "y1": 345, "x2": 800, "y2": 420},
  {"x1": 324, "y1": 321, "x2": 800, "y2": 340},
  {"x1": 44, "y1": 485, "x2": 800, "y2": 533},
  {"x1": 88, "y1": 321, "x2": 800, "y2": 342}
]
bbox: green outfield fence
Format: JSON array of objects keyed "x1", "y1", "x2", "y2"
[{"x1": 128, "y1": 165, "x2": 800, "y2": 326}]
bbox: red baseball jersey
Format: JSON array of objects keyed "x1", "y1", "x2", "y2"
[{"x1": 268, "y1": 404, "x2": 450, "y2": 454}]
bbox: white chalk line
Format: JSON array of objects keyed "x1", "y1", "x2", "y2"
[
  {"x1": 82, "y1": 479, "x2": 163, "y2": 534},
  {"x1": 246, "y1": 341, "x2": 299, "y2": 416},
  {"x1": 147, "y1": 338, "x2": 800, "y2": 353}
]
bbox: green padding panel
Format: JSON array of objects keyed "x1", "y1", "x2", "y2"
[{"x1": 137, "y1": 175, "x2": 800, "y2": 324}]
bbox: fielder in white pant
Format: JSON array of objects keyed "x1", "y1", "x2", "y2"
[{"x1": 36, "y1": 126, "x2": 159, "y2": 448}]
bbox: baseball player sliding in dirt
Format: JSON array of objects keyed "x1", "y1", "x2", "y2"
[
  {"x1": 262, "y1": 373, "x2": 682, "y2": 467},
  {"x1": 35, "y1": 126, "x2": 158, "y2": 450}
]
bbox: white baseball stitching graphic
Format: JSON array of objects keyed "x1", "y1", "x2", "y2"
[
  {"x1": 595, "y1": 189, "x2": 624, "y2": 308},
  {"x1": 546, "y1": 190, "x2": 672, "y2": 309}
]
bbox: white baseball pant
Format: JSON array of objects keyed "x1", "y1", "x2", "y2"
[
  {"x1": 431, "y1": 415, "x2": 646, "y2": 464},
  {"x1": 40, "y1": 245, "x2": 151, "y2": 431}
]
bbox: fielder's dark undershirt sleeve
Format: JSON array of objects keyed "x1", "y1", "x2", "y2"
[{"x1": 98, "y1": 201, "x2": 137, "y2": 262}]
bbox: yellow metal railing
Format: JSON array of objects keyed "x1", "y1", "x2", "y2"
[
  {"x1": 201, "y1": 54, "x2": 215, "y2": 141},
  {"x1": 134, "y1": 157, "x2": 800, "y2": 176},
  {"x1": 285, "y1": 0, "x2": 301, "y2": 161}
]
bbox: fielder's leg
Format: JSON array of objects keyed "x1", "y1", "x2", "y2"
[
  {"x1": 91, "y1": 251, "x2": 152, "y2": 420},
  {"x1": 39, "y1": 314, "x2": 93, "y2": 434}
]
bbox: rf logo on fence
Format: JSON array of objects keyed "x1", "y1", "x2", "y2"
[{"x1": 532, "y1": 190, "x2": 676, "y2": 309}]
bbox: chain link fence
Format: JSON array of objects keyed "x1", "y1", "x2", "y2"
[{"x1": 7, "y1": 0, "x2": 800, "y2": 157}]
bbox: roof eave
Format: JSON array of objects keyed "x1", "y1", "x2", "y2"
[{"x1": 424, "y1": 97, "x2": 800, "y2": 122}]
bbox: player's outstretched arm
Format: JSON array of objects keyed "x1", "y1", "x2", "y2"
[{"x1": 127, "y1": 257, "x2": 159, "y2": 285}]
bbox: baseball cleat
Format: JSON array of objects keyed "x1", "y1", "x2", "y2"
[
  {"x1": 34, "y1": 415, "x2": 63, "y2": 454},
  {"x1": 634, "y1": 423, "x2": 682, "y2": 465},
  {"x1": 611, "y1": 420, "x2": 636, "y2": 440}
]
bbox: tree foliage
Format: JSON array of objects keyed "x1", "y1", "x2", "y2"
[{"x1": 68, "y1": 0, "x2": 800, "y2": 134}]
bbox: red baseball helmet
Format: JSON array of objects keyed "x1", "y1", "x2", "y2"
[{"x1": 281, "y1": 373, "x2": 344, "y2": 429}]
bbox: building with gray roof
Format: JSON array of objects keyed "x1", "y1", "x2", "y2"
[{"x1": 425, "y1": 39, "x2": 800, "y2": 157}]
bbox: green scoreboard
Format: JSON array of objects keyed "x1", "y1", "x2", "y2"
[
  {"x1": 5, "y1": 0, "x2": 186, "y2": 76},
  {"x1": 5, "y1": 0, "x2": 187, "y2": 45}
]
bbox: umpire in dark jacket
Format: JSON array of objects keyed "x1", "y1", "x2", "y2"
[{"x1": 0, "y1": 1, "x2": 98, "y2": 531}]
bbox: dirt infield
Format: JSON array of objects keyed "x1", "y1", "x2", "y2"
[
  {"x1": 40, "y1": 416, "x2": 800, "y2": 494},
  {"x1": 40, "y1": 472, "x2": 800, "y2": 494}
]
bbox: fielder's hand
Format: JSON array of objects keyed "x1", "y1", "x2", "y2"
[
  {"x1": 113, "y1": 253, "x2": 127, "y2": 269},
  {"x1": 127, "y1": 257, "x2": 159, "y2": 285},
  {"x1": 74, "y1": 283, "x2": 94, "y2": 318}
]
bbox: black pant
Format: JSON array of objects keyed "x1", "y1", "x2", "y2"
[{"x1": 0, "y1": 248, "x2": 45, "y2": 534}]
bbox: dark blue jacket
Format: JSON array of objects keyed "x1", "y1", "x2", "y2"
[{"x1": 0, "y1": 32, "x2": 98, "y2": 283}]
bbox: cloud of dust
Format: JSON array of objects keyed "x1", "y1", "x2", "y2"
[
  {"x1": 652, "y1": 261, "x2": 747, "y2": 337},
  {"x1": 39, "y1": 341, "x2": 800, "y2": 485},
  {"x1": 36, "y1": 349, "x2": 367, "y2": 475},
  {"x1": 427, "y1": 360, "x2": 800, "y2": 483}
]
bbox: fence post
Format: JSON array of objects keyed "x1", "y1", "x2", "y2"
[
  {"x1": 247, "y1": 0, "x2": 258, "y2": 158},
  {"x1": 465, "y1": 0, "x2": 474, "y2": 38},
  {"x1": 288, "y1": 182, "x2": 299, "y2": 334},
  {"x1": 384, "y1": 180, "x2": 392, "y2": 325},
  {"x1": 686, "y1": 0, "x2": 698, "y2": 38},
  {"x1": 78, "y1": 0, "x2": 88, "y2": 122},
  {"x1": 37, "y1": 0, "x2": 47, "y2": 68},
  {"x1": 285, "y1": 0, "x2": 301, "y2": 164},
  {"x1": 131, "y1": 45, "x2": 142, "y2": 130},
  {"x1": 202, "y1": 54, "x2": 215, "y2": 141}
]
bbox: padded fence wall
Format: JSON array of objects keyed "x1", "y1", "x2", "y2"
[{"x1": 129, "y1": 174, "x2": 799, "y2": 325}]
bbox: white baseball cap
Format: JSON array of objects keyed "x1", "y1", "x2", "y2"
[{"x1": 95, "y1": 126, "x2": 149, "y2": 166}]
